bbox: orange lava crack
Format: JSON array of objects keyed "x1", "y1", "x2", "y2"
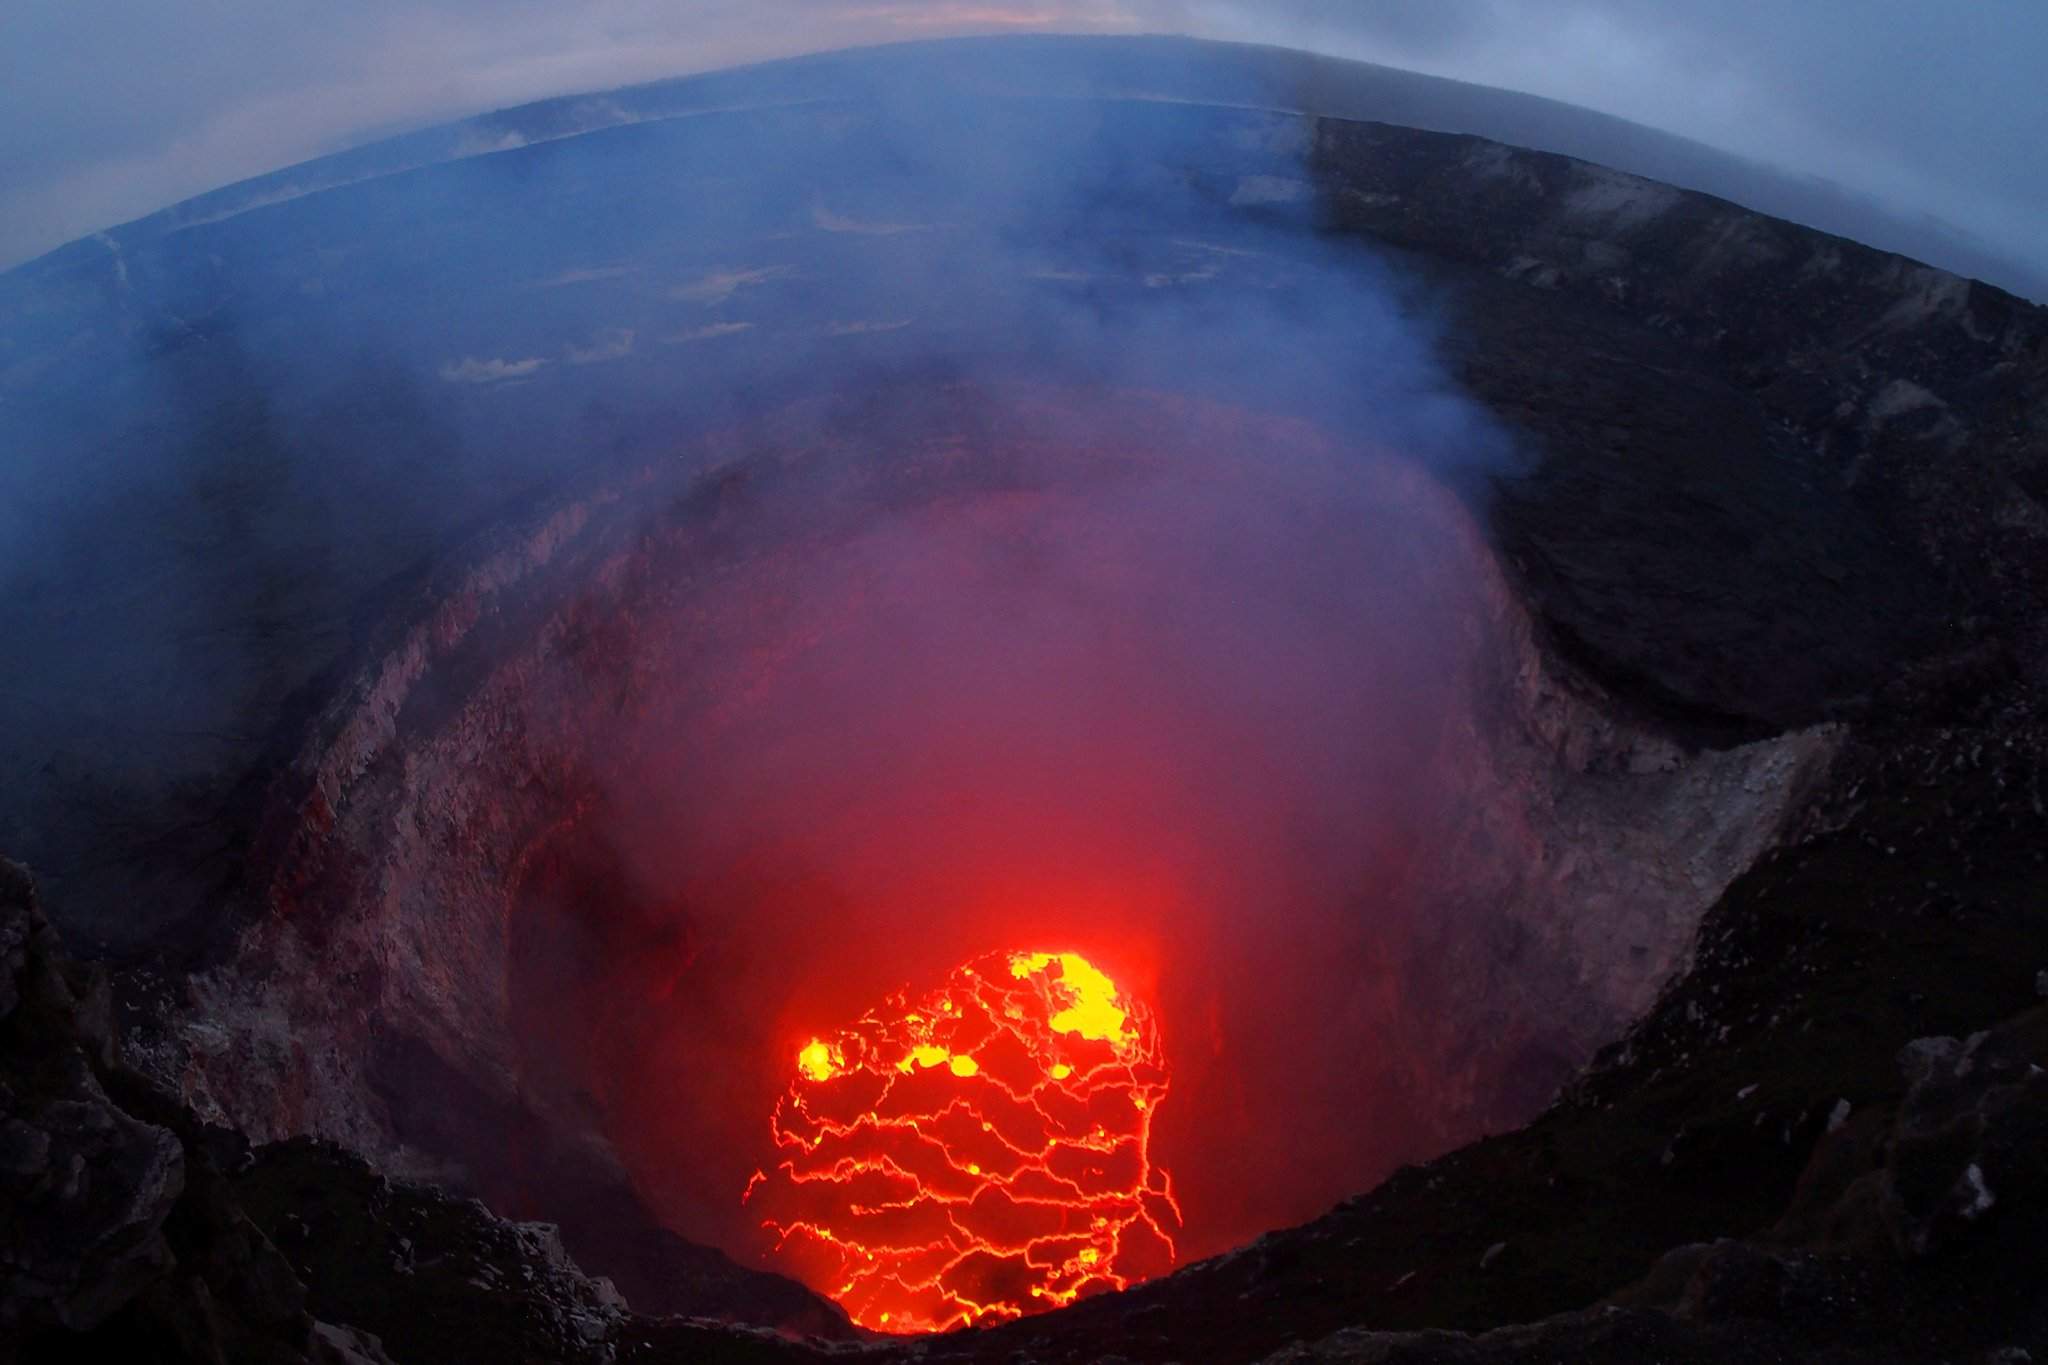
[{"x1": 745, "y1": 950, "x2": 1181, "y2": 1333}]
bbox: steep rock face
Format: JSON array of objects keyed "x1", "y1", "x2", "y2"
[
  {"x1": 1307, "y1": 454, "x2": 1843, "y2": 1139},
  {"x1": 1310, "y1": 119, "x2": 2048, "y2": 730},
  {"x1": 126, "y1": 387, "x2": 1840, "y2": 1287}
]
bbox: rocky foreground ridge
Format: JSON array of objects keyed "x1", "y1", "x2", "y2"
[{"x1": 1, "y1": 859, "x2": 822, "y2": 1364}]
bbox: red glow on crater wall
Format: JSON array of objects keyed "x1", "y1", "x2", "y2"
[{"x1": 745, "y1": 949, "x2": 1180, "y2": 1333}]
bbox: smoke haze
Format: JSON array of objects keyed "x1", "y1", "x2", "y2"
[
  {"x1": 0, "y1": 28, "x2": 1862, "y2": 1310},
  {"x1": 5, "y1": 3, "x2": 2045, "y2": 293},
  {"x1": 533, "y1": 386, "x2": 1508, "y2": 1259}
]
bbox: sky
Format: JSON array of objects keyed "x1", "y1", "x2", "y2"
[{"x1": 2, "y1": 0, "x2": 2044, "y2": 282}]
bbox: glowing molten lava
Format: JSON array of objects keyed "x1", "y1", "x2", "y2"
[{"x1": 745, "y1": 950, "x2": 1180, "y2": 1333}]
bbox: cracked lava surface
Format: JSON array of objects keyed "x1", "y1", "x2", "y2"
[{"x1": 745, "y1": 950, "x2": 1180, "y2": 1333}]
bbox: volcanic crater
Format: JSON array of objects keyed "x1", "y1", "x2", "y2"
[
  {"x1": 3, "y1": 34, "x2": 2046, "y2": 1365},
  {"x1": 173, "y1": 378, "x2": 1828, "y2": 1334}
]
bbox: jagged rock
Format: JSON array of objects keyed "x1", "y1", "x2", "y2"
[
  {"x1": 1874, "y1": 1022, "x2": 2048, "y2": 1258},
  {"x1": 1667, "y1": 1241, "x2": 1794, "y2": 1324},
  {"x1": 1770, "y1": 1017, "x2": 2048, "y2": 1266},
  {"x1": 1, "y1": 858, "x2": 186, "y2": 1339},
  {"x1": 308, "y1": 1322, "x2": 400, "y2": 1365},
  {"x1": 3, "y1": 858, "x2": 832, "y2": 1365},
  {"x1": 229, "y1": 1138, "x2": 627, "y2": 1365},
  {"x1": 228, "y1": 1138, "x2": 831, "y2": 1365}
]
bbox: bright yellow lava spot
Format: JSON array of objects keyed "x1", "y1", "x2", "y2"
[
  {"x1": 1049, "y1": 1062, "x2": 1073, "y2": 1080},
  {"x1": 1008, "y1": 952, "x2": 1135, "y2": 1047},
  {"x1": 1078, "y1": 1248, "x2": 1101, "y2": 1265},
  {"x1": 967, "y1": 1163, "x2": 981, "y2": 1175},
  {"x1": 798, "y1": 1040, "x2": 839, "y2": 1083},
  {"x1": 1132, "y1": 1094, "x2": 1148, "y2": 1110},
  {"x1": 899, "y1": 1044, "x2": 977, "y2": 1076}
]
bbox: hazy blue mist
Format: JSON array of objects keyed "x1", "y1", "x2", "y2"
[{"x1": 4, "y1": 1, "x2": 2044, "y2": 289}]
